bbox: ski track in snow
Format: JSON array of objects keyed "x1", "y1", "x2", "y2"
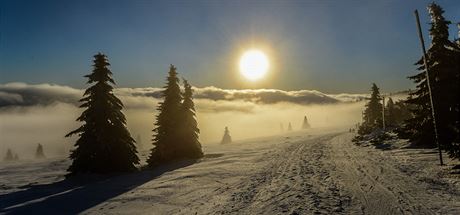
[
  {"x1": 1, "y1": 130, "x2": 459, "y2": 214},
  {"x1": 330, "y1": 134, "x2": 460, "y2": 215}
]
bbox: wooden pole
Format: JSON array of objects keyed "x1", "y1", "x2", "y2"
[
  {"x1": 414, "y1": 10, "x2": 443, "y2": 165},
  {"x1": 382, "y1": 96, "x2": 385, "y2": 131}
]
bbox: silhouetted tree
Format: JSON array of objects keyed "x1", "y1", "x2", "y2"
[
  {"x1": 359, "y1": 83, "x2": 382, "y2": 135},
  {"x1": 4, "y1": 149, "x2": 13, "y2": 161},
  {"x1": 447, "y1": 22, "x2": 460, "y2": 158},
  {"x1": 302, "y1": 116, "x2": 310, "y2": 129},
  {"x1": 393, "y1": 99, "x2": 413, "y2": 124},
  {"x1": 385, "y1": 97, "x2": 396, "y2": 127},
  {"x1": 288, "y1": 122, "x2": 293, "y2": 131},
  {"x1": 35, "y1": 143, "x2": 45, "y2": 159},
  {"x1": 13, "y1": 154, "x2": 19, "y2": 161},
  {"x1": 221, "y1": 127, "x2": 232, "y2": 144},
  {"x1": 178, "y1": 79, "x2": 203, "y2": 158},
  {"x1": 405, "y1": 3, "x2": 459, "y2": 151},
  {"x1": 66, "y1": 53, "x2": 139, "y2": 175},
  {"x1": 147, "y1": 65, "x2": 184, "y2": 167}
]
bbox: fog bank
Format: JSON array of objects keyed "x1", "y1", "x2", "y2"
[{"x1": 0, "y1": 82, "x2": 384, "y2": 160}]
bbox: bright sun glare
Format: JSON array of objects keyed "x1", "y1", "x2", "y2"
[{"x1": 239, "y1": 50, "x2": 269, "y2": 81}]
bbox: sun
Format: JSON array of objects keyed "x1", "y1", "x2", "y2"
[{"x1": 239, "y1": 50, "x2": 269, "y2": 81}]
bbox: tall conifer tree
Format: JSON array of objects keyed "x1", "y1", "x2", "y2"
[
  {"x1": 66, "y1": 53, "x2": 139, "y2": 174},
  {"x1": 357, "y1": 83, "x2": 383, "y2": 135},
  {"x1": 364, "y1": 83, "x2": 383, "y2": 129},
  {"x1": 35, "y1": 143, "x2": 45, "y2": 159},
  {"x1": 221, "y1": 127, "x2": 232, "y2": 144},
  {"x1": 4, "y1": 149, "x2": 13, "y2": 161},
  {"x1": 446, "y1": 22, "x2": 460, "y2": 158},
  {"x1": 179, "y1": 79, "x2": 203, "y2": 158},
  {"x1": 148, "y1": 65, "x2": 183, "y2": 167},
  {"x1": 302, "y1": 116, "x2": 311, "y2": 129},
  {"x1": 385, "y1": 97, "x2": 396, "y2": 127},
  {"x1": 405, "y1": 3, "x2": 459, "y2": 150}
]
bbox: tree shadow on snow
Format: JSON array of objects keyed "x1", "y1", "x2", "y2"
[{"x1": 0, "y1": 160, "x2": 197, "y2": 214}]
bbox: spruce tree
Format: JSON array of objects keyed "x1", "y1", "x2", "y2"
[
  {"x1": 385, "y1": 97, "x2": 396, "y2": 127},
  {"x1": 405, "y1": 3, "x2": 459, "y2": 149},
  {"x1": 288, "y1": 122, "x2": 293, "y2": 131},
  {"x1": 302, "y1": 116, "x2": 311, "y2": 129},
  {"x1": 35, "y1": 143, "x2": 45, "y2": 159},
  {"x1": 179, "y1": 79, "x2": 203, "y2": 158},
  {"x1": 66, "y1": 53, "x2": 139, "y2": 175},
  {"x1": 147, "y1": 65, "x2": 183, "y2": 167},
  {"x1": 393, "y1": 99, "x2": 412, "y2": 125},
  {"x1": 362, "y1": 83, "x2": 383, "y2": 130},
  {"x1": 446, "y1": 22, "x2": 460, "y2": 158},
  {"x1": 221, "y1": 127, "x2": 232, "y2": 144},
  {"x1": 4, "y1": 149, "x2": 13, "y2": 161}
]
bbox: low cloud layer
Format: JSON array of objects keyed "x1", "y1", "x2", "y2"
[
  {"x1": 0, "y1": 97, "x2": 365, "y2": 160},
  {"x1": 0, "y1": 83, "x2": 81, "y2": 107},
  {"x1": 1, "y1": 82, "x2": 374, "y2": 159},
  {"x1": 0, "y1": 83, "x2": 367, "y2": 110}
]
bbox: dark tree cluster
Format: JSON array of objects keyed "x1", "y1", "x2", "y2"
[
  {"x1": 355, "y1": 3, "x2": 460, "y2": 162},
  {"x1": 3, "y1": 144, "x2": 47, "y2": 162},
  {"x1": 402, "y1": 3, "x2": 460, "y2": 159},
  {"x1": 66, "y1": 57, "x2": 204, "y2": 175},
  {"x1": 147, "y1": 65, "x2": 203, "y2": 167},
  {"x1": 3, "y1": 149, "x2": 19, "y2": 161},
  {"x1": 355, "y1": 84, "x2": 412, "y2": 143},
  {"x1": 385, "y1": 97, "x2": 413, "y2": 128}
]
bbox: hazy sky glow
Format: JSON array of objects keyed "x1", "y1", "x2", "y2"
[{"x1": 1, "y1": 0, "x2": 459, "y2": 93}]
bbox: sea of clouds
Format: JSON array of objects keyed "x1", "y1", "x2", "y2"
[{"x1": 0, "y1": 82, "x2": 380, "y2": 159}]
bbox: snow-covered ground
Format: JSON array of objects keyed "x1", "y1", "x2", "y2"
[{"x1": 1, "y1": 129, "x2": 459, "y2": 214}]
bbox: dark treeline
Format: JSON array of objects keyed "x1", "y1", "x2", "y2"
[
  {"x1": 66, "y1": 55, "x2": 202, "y2": 175},
  {"x1": 404, "y1": 3, "x2": 460, "y2": 159},
  {"x1": 357, "y1": 84, "x2": 413, "y2": 135},
  {"x1": 3, "y1": 144, "x2": 46, "y2": 161},
  {"x1": 355, "y1": 2, "x2": 460, "y2": 162}
]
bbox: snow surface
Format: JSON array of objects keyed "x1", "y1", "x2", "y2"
[{"x1": 1, "y1": 129, "x2": 459, "y2": 214}]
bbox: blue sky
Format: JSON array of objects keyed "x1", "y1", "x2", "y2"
[{"x1": 0, "y1": 0, "x2": 459, "y2": 93}]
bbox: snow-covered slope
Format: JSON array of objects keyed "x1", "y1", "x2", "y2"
[{"x1": 1, "y1": 129, "x2": 459, "y2": 214}]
